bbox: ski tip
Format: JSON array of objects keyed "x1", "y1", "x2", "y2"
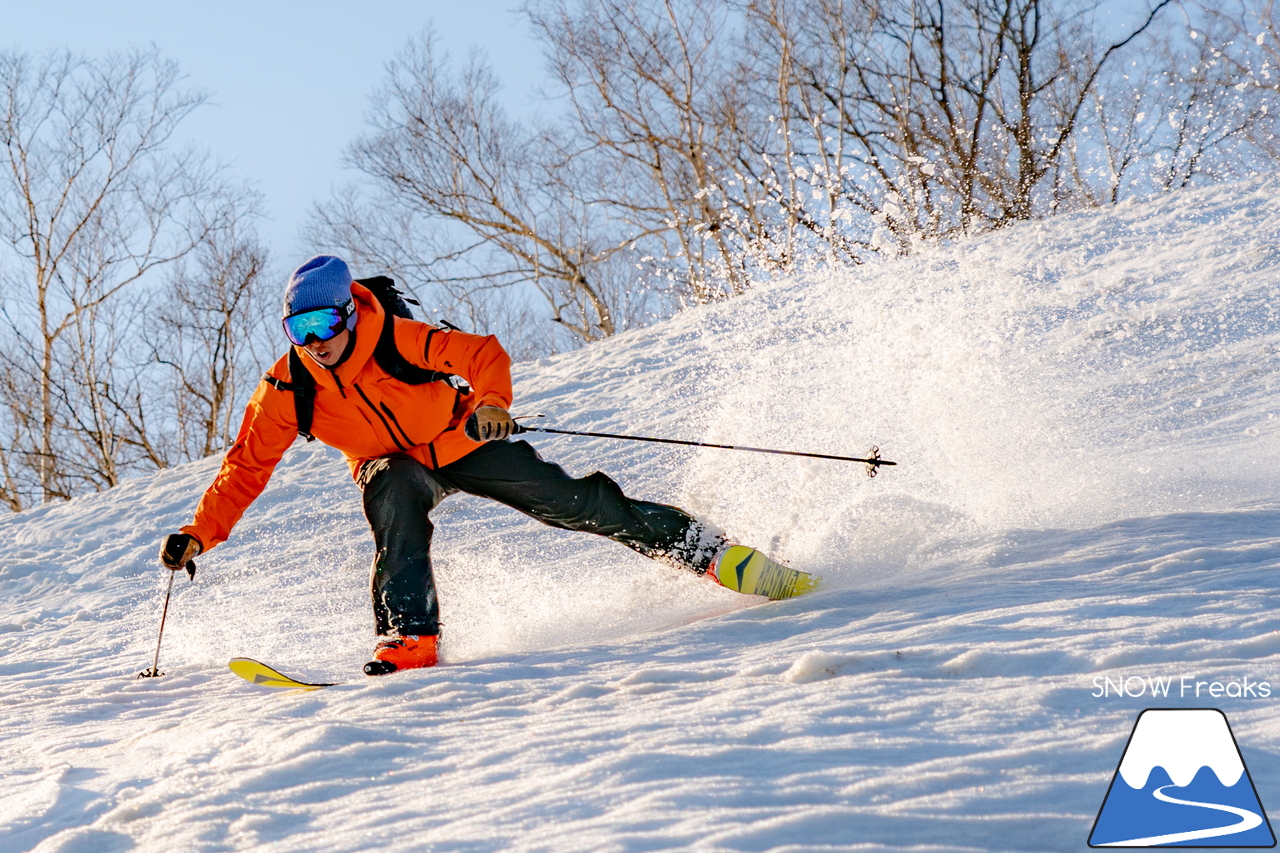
[
  {"x1": 792, "y1": 573, "x2": 823, "y2": 597},
  {"x1": 228, "y1": 658, "x2": 336, "y2": 690},
  {"x1": 713, "y1": 546, "x2": 821, "y2": 600}
]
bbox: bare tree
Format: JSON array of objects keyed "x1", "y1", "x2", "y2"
[
  {"x1": 529, "y1": 0, "x2": 765, "y2": 297},
  {"x1": 744, "y1": 0, "x2": 1176, "y2": 247},
  {"x1": 317, "y1": 31, "x2": 656, "y2": 348},
  {"x1": 0, "y1": 49, "x2": 259, "y2": 506},
  {"x1": 0, "y1": 336, "x2": 37, "y2": 510},
  {"x1": 1063, "y1": 0, "x2": 1280, "y2": 206},
  {"x1": 1177, "y1": 0, "x2": 1280, "y2": 172},
  {"x1": 147, "y1": 221, "x2": 272, "y2": 464},
  {"x1": 314, "y1": 0, "x2": 1280, "y2": 369}
]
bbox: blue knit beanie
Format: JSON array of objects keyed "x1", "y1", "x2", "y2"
[{"x1": 283, "y1": 256, "x2": 355, "y2": 328}]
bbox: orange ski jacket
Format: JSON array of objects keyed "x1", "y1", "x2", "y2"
[{"x1": 181, "y1": 283, "x2": 513, "y2": 552}]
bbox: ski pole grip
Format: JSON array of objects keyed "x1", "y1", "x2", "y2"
[{"x1": 465, "y1": 413, "x2": 527, "y2": 441}]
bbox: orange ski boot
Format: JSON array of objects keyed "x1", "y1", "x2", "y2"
[{"x1": 364, "y1": 634, "x2": 438, "y2": 676}]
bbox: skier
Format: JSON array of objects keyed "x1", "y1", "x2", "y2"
[{"x1": 160, "y1": 255, "x2": 811, "y2": 675}]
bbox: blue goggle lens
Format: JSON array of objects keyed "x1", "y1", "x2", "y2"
[{"x1": 283, "y1": 304, "x2": 350, "y2": 346}]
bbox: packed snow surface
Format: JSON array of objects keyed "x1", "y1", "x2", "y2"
[{"x1": 3, "y1": 182, "x2": 1280, "y2": 852}]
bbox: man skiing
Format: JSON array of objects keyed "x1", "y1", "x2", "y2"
[{"x1": 160, "y1": 255, "x2": 813, "y2": 675}]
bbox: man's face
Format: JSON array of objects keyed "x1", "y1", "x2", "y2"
[{"x1": 303, "y1": 328, "x2": 350, "y2": 367}]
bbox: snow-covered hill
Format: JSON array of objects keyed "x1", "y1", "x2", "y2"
[{"x1": 2, "y1": 182, "x2": 1279, "y2": 853}]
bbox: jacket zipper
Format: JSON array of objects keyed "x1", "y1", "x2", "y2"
[{"x1": 353, "y1": 383, "x2": 408, "y2": 452}]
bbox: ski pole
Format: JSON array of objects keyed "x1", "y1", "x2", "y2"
[
  {"x1": 138, "y1": 559, "x2": 195, "y2": 679},
  {"x1": 468, "y1": 415, "x2": 897, "y2": 477}
]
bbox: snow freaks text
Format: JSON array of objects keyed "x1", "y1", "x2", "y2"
[{"x1": 1091, "y1": 675, "x2": 1272, "y2": 700}]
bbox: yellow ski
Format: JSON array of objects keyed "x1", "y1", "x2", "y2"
[
  {"x1": 228, "y1": 658, "x2": 337, "y2": 690},
  {"x1": 711, "y1": 545, "x2": 821, "y2": 600}
]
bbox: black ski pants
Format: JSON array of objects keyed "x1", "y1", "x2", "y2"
[{"x1": 358, "y1": 439, "x2": 719, "y2": 637}]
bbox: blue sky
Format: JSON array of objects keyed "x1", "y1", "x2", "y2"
[{"x1": 5, "y1": 1, "x2": 547, "y2": 266}]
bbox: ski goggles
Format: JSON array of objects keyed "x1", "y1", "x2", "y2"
[{"x1": 282, "y1": 300, "x2": 355, "y2": 346}]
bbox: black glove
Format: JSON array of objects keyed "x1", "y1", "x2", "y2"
[
  {"x1": 160, "y1": 533, "x2": 201, "y2": 576},
  {"x1": 465, "y1": 406, "x2": 516, "y2": 442}
]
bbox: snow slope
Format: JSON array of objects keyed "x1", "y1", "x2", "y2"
[{"x1": 2, "y1": 181, "x2": 1280, "y2": 853}]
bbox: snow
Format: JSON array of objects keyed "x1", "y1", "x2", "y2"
[{"x1": 3, "y1": 180, "x2": 1280, "y2": 852}]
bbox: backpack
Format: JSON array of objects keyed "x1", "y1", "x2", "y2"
[{"x1": 263, "y1": 276, "x2": 469, "y2": 442}]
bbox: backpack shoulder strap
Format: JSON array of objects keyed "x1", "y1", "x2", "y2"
[
  {"x1": 262, "y1": 349, "x2": 317, "y2": 441},
  {"x1": 373, "y1": 311, "x2": 456, "y2": 387},
  {"x1": 354, "y1": 272, "x2": 466, "y2": 390}
]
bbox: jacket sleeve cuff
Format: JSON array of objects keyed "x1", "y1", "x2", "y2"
[{"x1": 179, "y1": 526, "x2": 209, "y2": 554}]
